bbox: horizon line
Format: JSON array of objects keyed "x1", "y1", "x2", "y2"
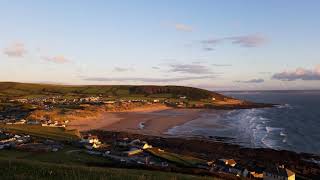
[{"x1": 1, "y1": 81, "x2": 320, "y2": 92}]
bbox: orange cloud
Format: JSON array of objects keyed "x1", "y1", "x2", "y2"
[{"x1": 3, "y1": 42, "x2": 27, "y2": 57}]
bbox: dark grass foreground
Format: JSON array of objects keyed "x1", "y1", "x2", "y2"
[{"x1": 0, "y1": 159, "x2": 215, "y2": 180}]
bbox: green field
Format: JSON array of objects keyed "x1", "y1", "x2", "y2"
[
  {"x1": 0, "y1": 82, "x2": 226, "y2": 101},
  {"x1": 0, "y1": 124, "x2": 80, "y2": 141},
  {"x1": 146, "y1": 148, "x2": 208, "y2": 168},
  {"x1": 0, "y1": 149, "x2": 215, "y2": 180}
]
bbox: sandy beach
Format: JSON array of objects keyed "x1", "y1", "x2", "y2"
[
  {"x1": 67, "y1": 105, "x2": 205, "y2": 136},
  {"x1": 105, "y1": 109, "x2": 204, "y2": 136}
]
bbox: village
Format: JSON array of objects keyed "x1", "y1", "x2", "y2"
[
  {"x1": 0, "y1": 121, "x2": 296, "y2": 180},
  {"x1": 0, "y1": 94, "x2": 309, "y2": 180},
  {"x1": 0, "y1": 94, "x2": 213, "y2": 123}
]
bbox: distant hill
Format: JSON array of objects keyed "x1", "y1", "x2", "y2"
[{"x1": 0, "y1": 82, "x2": 227, "y2": 101}]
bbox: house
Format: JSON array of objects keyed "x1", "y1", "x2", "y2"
[
  {"x1": 81, "y1": 135, "x2": 102, "y2": 149},
  {"x1": 263, "y1": 165, "x2": 295, "y2": 180},
  {"x1": 81, "y1": 135, "x2": 100, "y2": 144},
  {"x1": 248, "y1": 165, "x2": 265, "y2": 179},
  {"x1": 15, "y1": 99, "x2": 28, "y2": 103},
  {"x1": 212, "y1": 97, "x2": 216, "y2": 101},
  {"x1": 123, "y1": 148, "x2": 143, "y2": 156},
  {"x1": 0, "y1": 137, "x2": 16, "y2": 144},
  {"x1": 219, "y1": 159, "x2": 237, "y2": 167},
  {"x1": 104, "y1": 101, "x2": 116, "y2": 104},
  {"x1": 14, "y1": 119, "x2": 26, "y2": 124},
  {"x1": 129, "y1": 139, "x2": 153, "y2": 149},
  {"x1": 229, "y1": 164, "x2": 249, "y2": 177},
  {"x1": 27, "y1": 120, "x2": 40, "y2": 125},
  {"x1": 153, "y1": 99, "x2": 160, "y2": 103}
]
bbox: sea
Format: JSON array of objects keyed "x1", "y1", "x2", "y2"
[{"x1": 166, "y1": 91, "x2": 320, "y2": 155}]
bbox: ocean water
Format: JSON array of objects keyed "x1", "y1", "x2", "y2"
[{"x1": 166, "y1": 91, "x2": 320, "y2": 155}]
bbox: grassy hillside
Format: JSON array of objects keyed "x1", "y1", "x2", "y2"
[
  {"x1": 0, "y1": 82, "x2": 227, "y2": 101},
  {"x1": 146, "y1": 148, "x2": 207, "y2": 168},
  {"x1": 0, "y1": 149, "x2": 215, "y2": 180}
]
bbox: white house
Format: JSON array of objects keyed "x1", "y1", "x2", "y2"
[{"x1": 263, "y1": 166, "x2": 295, "y2": 180}]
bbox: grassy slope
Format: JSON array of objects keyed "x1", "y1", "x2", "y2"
[
  {"x1": 0, "y1": 124, "x2": 80, "y2": 141},
  {"x1": 0, "y1": 149, "x2": 215, "y2": 180},
  {"x1": 146, "y1": 148, "x2": 207, "y2": 167},
  {"x1": 0, "y1": 82, "x2": 227, "y2": 101}
]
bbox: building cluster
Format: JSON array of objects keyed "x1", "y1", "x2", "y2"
[
  {"x1": 5, "y1": 118, "x2": 68, "y2": 128},
  {"x1": 210, "y1": 158, "x2": 295, "y2": 180},
  {"x1": 0, "y1": 131, "x2": 63, "y2": 152},
  {"x1": 41, "y1": 120, "x2": 68, "y2": 128},
  {"x1": 0, "y1": 126, "x2": 297, "y2": 180},
  {"x1": 11, "y1": 96, "x2": 103, "y2": 105},
  {"x1": 78, "y1": 135, "x2": 171, "y2": 168},
  {"x1": 0, "y1": 131, "x2": 30, "y2": 150},
  {"x1": 78, "y1": 135, "x2": 296, "y2": 180}
]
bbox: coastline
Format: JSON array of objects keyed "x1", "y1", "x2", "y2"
[
  {"x1": 67, "y1": 102, "x2": 275, "y2": 136},
  {"x1": 68, "y1": 106, "x2": 206, "y2": 136},
  {"x1": 106, "y1": 109, "x2": 205, "y2": 136},
  {"x1": 87, "y1": 130, "x2": 320, "y2": 179}
]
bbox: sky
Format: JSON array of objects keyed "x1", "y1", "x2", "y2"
[{"x1": 1, "y1": 0, "x2": 320, "y2": 90}]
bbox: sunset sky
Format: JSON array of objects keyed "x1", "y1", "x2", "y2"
[{"x1": 1, "y1": 0, "x2": 320, "y2": 90}]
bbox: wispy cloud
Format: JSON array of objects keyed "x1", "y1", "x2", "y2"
[
  {"x1": 235, "y1": 78, "x2": 264, "y2": 83},
  {"x1": 168, "y1": 63, "x2": 213, "y2": 74},
  {"x1": 272, "y1": 65, "x2": 320, "y2": 81},
  {"x1": 174, "y1": 23, "x2": 193, "y2": 32},
  {"x1": 42, "y1": 55, "x2": 70, "y2": 64},
  {"x1": 83, "y1": 75, "x2": 215, "y2": 83},
  {"x1": 211, "y1": 64, "x2": 232, "y2": 67},
  {"x1": 201, "y1": 34, "x2": 267, "y2": 50},
  {"x1": 3, "y1": 42, "x2": 27, "y2": 57},
  {"x1": 113, "y1": 67, "x2": 133, "y2": 72},
  {"x1": 152, "y1": 66, "x2": 160, "y2": 70},
  {"x1": 259, "y1": 72, "x2": 271, "y2": 74},
  {"x1": 201, "y1": 39, "x2": 222, "y2": 45},
  {"x1": 227, "y1": 34, "x2": 267, "y2": 47},
  {"x1": 203, "y1": 47, "x2": 215, "y2": 51},
  {"x1": 193, "y1": 84, "x2": 238, "y2": 91}
]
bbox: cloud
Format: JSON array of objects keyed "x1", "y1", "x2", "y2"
[
  {"x1": 42, "y1": 55, "x2": 70, "y2": 64},
  {"x1": 272, "y1": 65, "x2": 320, "y2": 81},
  {"x1": 174, "y1": 23, "x2": 193, "y2": 32},
  {"x1": 168, "y1": 63, "x2": 213, "y2": 74},
  {"x1": 259, "y1": 71, "x2": 271, "y2": 74},
  {"x1": 201, "y1": 34, "x2": 267, "y2": 50},
  {"x1": 201, "y1": 39, "x2": 221, "y2": 45},
  {"x1": 193, "y1": 84, "x2": 238, "y2": 90},
  {"x1": 3, "y1": 42, "x2": 27, "y2": 57},
  {"x1": 227, "y1": 34, "x2": 267, "y2": 47},
  {"x1": 235, "y1": 78, "x2": 265, "y2": 83},
  {"x1": 152, "y1": 66, "x2": 160, "y2": 69},
  {"x1": 203, "y1": 47, "x2": 215, "y2": 51},
  {"x1": 201, "y1": 39, "x2": 221, "y2": 51},
  {"x1": 211, "y1": 64, "x2": 232, "y2": 67},
  {"x1": 113, "y1": 67, "x2": 133, "y2": 72},
  {"x1": 83, "y1": 75, "x2": 215, "y2": 83}
]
